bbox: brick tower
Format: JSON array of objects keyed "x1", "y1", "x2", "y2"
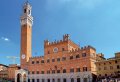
[{"x1": 20, "y1": 1, "x2": 33, "y2": 69}]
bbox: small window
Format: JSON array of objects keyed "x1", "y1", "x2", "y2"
[
  {"x1": 115, "y1": 60, "x2": 118, "y2": 64},
  {"x1": 62, "y1": 48, "x2": 65, "y2": 51},
  {"x1": 70, "y1": 68, "x2": 74, "y2": 73},
  {"x1": 117, "y1": 65, "x2": 120, "y2": 69},
  {"x1": 105, "y1": 74, "x2": 107, "y2": 76},
  {"x1": 76, "y1": 54, "x2": 80, "y2": 58},
  {"x1": 82, "y1": 53, "x2": 86, "y2": 57},
  {"x1": 110, "y1": 66, "x2": 113, "y2": 70},
  {"x1": 57, "y1": 58, "x2": 60, "y2": 62},
  {"x1": 76, "y1": 68, "x2": 80, "y2": 72},
  {"x1": 52, "y1": 59, "x2": 55, "y2": 62},
  {"x1": 70, "y1": 56, "x2": 73, "y2": 60},
  {"x1": 109, "y1": 62, "x2": 111, "y2": 64},
  {"x1": 62, "y1": 57, "x2": 66, "y2": 61},
  {"x1": 24, "y1": 9, "x2": 26, "y2": 13},
  {"x1": 47, "y1": 70, "x2": 50, "y2": 74},
  {"x1": 41, "y1": 71, "x2": 44, "y2": 74},
  {"x1": 47, "y1": 59, "x2": 50, "y2": 63},
  {"x1": 41, "y1": 60, "x2": 44, "y2": 63},
  {"x1": 48, "y1": 51, "x2": 50, "y2": 54},
  {"x1": 104, "y1": 63, "x2": 106, "y2": 65},
  {"x1": 98, "y1": 67, "x2": 101, "y2": 71},
  {"x1": 104, "y1": 67, "x2": 107, "y2": 70},
  {"x1": 32, "y1": 71, "x2": 34, "y2": 74},
  {"x1": 83, "y1": 67, "x2": 87, "y2": 71},
  {"x1": 36, "y1": 71, "x2": 39, "y2": 74},
  {"x1": 29, "y1": 10, "x2": 30, "y2": 14},
  {"x1": 32, "y1": 61, "x2": 34, "y2": 64},
  {"x1": 57, "y1": 70, "x2": 60, "y2": 73},
  {"x1": 36, "y1": 61, "x2": 39, "y2": 64},
  {"x1": 63, "y1": 69, "x2": 66, "y2": 73},
  {"x1": 52, "y1": 70, "x2": 55, "y2": 74}
]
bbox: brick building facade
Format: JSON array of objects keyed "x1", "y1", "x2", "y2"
[
  {"x1": 15, "y1": 1, "x2": 120, "y2": 82},
  {"x1": 15, "y1": 1, "x2": 98, "y2": 82}
]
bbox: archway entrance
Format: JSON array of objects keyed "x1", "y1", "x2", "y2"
[
  {"x1": 15, "y1": 69, "x2": 28, "y2": 82},
  {"x1": 17, "y1": 73, "x2": 22, "y2": 82}
]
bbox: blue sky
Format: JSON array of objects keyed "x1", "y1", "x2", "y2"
[{"x1": 0, "y1": 0, "x2": 120, "y2": 65}]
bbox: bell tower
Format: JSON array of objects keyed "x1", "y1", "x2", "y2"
[{"x1": 20, "y1": 1, "x2": 33, "y2": 69}]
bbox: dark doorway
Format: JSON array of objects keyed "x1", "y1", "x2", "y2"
[
  {"x1": 48, "y1": 79, "x2": 50, "y2": 82},
  {"x1": 28, "y1": 79, "x2": 30, "y2": 82},
  {"x1": 37, "y1": 79, "x2": 40, "y2": 82},
  {"x1": 17, "y1": 73, "x2": 21, "y2": 82},
  {"x1": 63, "y1": 78, "x2": 66, "y2": 82},
  {"x1": 52, "y1": 79, "x2": 55, "y2": 82},
  {"x1": 71, "y1": 78, "x2": 74, "y2": 82},
  {"x1": 84, "y1": 78, "x2": 87, "y2": 82},
  {"x1": 32, "y1": 79, "x2": 35, "y2": 82},
  {"x1": 77, "y1": 78, "x2": 80, "y2": 82}
]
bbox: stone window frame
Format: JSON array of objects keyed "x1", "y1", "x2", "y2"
[
  {"x1": 83, "y1": 67, "x2": 87, "y2": 71},
  {"x1": 41, "y1": 60, "x2": 45, "y2": 63},
  {"x1": 115, "y1": 60, "x2": 118, "y2": 64},
  {"x1": 32, "y1": 61, "x2": 34, "y2": 64},
  {"x1": 70, "y1": 68, "x2": 74, "y2": 73},
  {"x1": 110, "y1": 66, "x2": 113, "y2": 70},
  {"x1": 52, "y1": 70, "x2": 55, "y2": 74},
  {"x1": 63, "y1": 69, "x2": 66, "y2": 73},
  {"x1": 36, "y1": 61, "x2": 39, "y2": 64},
  {"x1": 36, "y1": 71, "x2": 39, "y2": 74},
  {"x1": 76, "y1": 54, "x2": 80, "y2": 59},
  {"x1": 62, "y1": 57, "x2": 66, "y2": 61},
  {"x1": 62, "y1": 48, "x2": 65, "y2": 51},
  {"x1": 104, "y1": 67, "x2": 107, "y2": 70},
  {"x1": 117, "y1": 65, "x2": 120, "y2": 69},
  {"x1": 82, "y1": 53, "x2": 87, "y2": 57},
  {"x1": 47, "y1": 59, "x2": 50, "y2": 63},
  {"x1": 52, "y1": 59, "x2": 55, "y2": 62},
  {"x1": 57, "y1": 70, "x2": 60, "y2": 73},
  {"x1": 70, "y1": 56, "x2": 73, "y2": 60},
  {"x1": 47, "y1": 70, "x2": 50, "y2": 74},
  {"x1": 48, "y1": 51, "x2": 50, "y2": 54},
  {"x1": 32, "y1": 71, "x2": 35, "y2": 74},
  {"x1": 41, "y1": 71, "x2": 44, "y2": 74},
  {"x1": 76, "y1": 68, "x2": 80, "y2": 72},
  {"x1": 57, "y1": 58, "x2": 60, "y2": 62}
]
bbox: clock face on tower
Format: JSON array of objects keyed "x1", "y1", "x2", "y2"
[{"x1": 21, "y1": 54, "x2": 26, "y2": 59}]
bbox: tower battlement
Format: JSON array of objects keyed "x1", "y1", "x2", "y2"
[
  {"x1": 30, "y1": 56, "x2": 44, "y2": 59},
  {"x1": 44, "y1": 34, "x2": 70, "y2": 47},
  {"x1": 81, "y1": 45, "x2": 96, "y2": 51}
]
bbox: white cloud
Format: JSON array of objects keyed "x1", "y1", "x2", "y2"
[{"x1": 1, "y1": 37, "x2": 10, "y2": 42}]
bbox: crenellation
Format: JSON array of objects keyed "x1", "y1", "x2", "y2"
[
  {"x1": 30, "y1": 56, "x2": 44, "y2": 59},
  {"x1": 63, "y1": 34, "x2": 70, "y2": 41},
  {"x1": 69, "y1": 48, "x2": 80, "y2": 53}
]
